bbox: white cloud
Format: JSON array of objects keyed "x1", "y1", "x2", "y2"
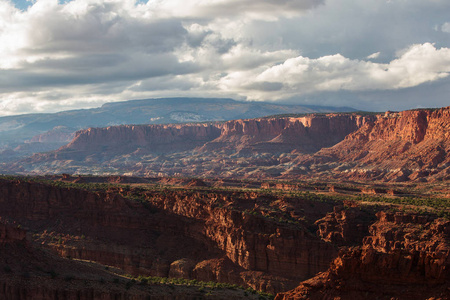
[
  {"x1": 222, "y1": 43, "x2": 450, "y2": 100},
  {"x1": 367, "y1": 52, "x2": 380, "y2": 59},
  {"x1": 442, "y1": 22, "x2": 450, "y2": 33}
]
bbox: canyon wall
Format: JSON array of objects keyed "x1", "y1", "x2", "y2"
[
  {"x1": 13, "y1": 113, "x2": 373, "y2": 175},
  {"x1": 292, "y1": 106, "x2": 450, "y2": 182},
  {"x1": 142, "y1": 190, "x2": 337, "y2": 291},
  {"x1": 62, "y1": 123, "x2": 222, "y2": 154},
  {"x1": 200, "y1": 114, "x2": 372, "y2": 154},
  {"x1": 60, "y1": 114, "x2": 372, "y2": 156},
  {"x1": 0, "y1": 178, "x2": 338, "y2": 294},
  {"x1": 276, "y1": 211, "x2": 450, "y2": 300}
]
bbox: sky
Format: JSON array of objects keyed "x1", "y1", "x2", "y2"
[{"x1": 0, "y1": 0, "x2": 449, "y2": 116}]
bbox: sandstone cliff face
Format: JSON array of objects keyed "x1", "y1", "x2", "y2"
[
  {"x1": 201, "y1": 114, "x2": 373, "y2": 154},
  {"x1": 0, "y1": 220, "x2": 254, "y2": 300},
  {"x1": 61, "y1": 123, "x2": 222, "y2": 155},
  {"x1": 315, "y1": 205, "x2": 377, "y2": 247},
  {"x1": 9, "y1": 107, "x2": 450, "y2": 182},
  {"x1": 16, "y1": 113, "x2": 372, "y2": 173},
  {"x1": 276, "y1": 211, "x2": 450, "y2": 300},
  {"x1": 143, "y1": 190, "x2": 337, "y2": 292},
  {"x1": 312, "y1": 106, "x2": 450, "y2": 182},
  {"x1": 62, "y1": 114, "x2": 371, "y2": 156}
]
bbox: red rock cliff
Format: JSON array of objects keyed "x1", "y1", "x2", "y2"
[
  {"x1": 62, "y1": 123, "x2": 222, "y2": 153},
  {"x1": 201, "y1": 114, "x2": 373, "y2": 154},
  {"x1": 310, "y1": 106, "x2": 450, "y2": 182},
  {"x1": 48, "y1": 113, "x2": 373, "y2": 158},
  {"x1": 143, "y1": 190, "x2": 338, "y2": 292},
  {"x1": 276, "y1": 211, "x2": 450, "y2": 300}
]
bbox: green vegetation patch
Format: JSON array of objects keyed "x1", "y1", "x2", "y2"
[{"x1": 132, "y1": 275, "x2": 274, "y2": 300}]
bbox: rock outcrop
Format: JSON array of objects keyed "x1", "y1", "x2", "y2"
[
  {"x1": 200, "y1": 114, "x2": 371, "y2": 154},
  {"x1": 59, "y1": 123, "x2": 222, "y2": 158},
  {"x1": 311, "y1": 106, "x2": 450, "y2": 182},
  {"x1": 276, "y1": 211, "x2": 450, "y2": 300},
  {"x1": 315, "y1": 205, "x2": 377, "y2": 247}
]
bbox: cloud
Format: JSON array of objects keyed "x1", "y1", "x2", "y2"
[
  {"x1": 0, "y1": 0, "x2": 450, "y2": 115},
  {"x1": 367, "y1": 52, "x2": 380, "y2": 59},
  {"x1": 0, "y1": 0, "x2": 187, "y2": 63},
  {"x1": 223, "y1": 43, "x2": 450, "y2": 100},
  {"x1": 442, "y1": 22, "x2": 450, "y2": 33},
  {"x1": 147, "y1": 0, "x2": 324, "y2": 21}
]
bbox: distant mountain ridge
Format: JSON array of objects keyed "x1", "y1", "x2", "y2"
[
  {"x1": 10, "y1": 112, "x2": 373, "y2": 176},
  {"x1": 0, "y1": 97, "x2": 355, "y2": 162},
  {"x1": 6, "y1": 106, "x2": 450, "y2": 183}
]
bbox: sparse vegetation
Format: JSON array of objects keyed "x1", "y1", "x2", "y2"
[
  {"x1": 132, "y1": 275, "x2": 274, "y2": 299},
  {"x1": 354, "y1": 194, "x2": 450, "y2": 219}
]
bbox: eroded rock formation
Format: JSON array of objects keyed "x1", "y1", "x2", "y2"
[
  {"x1": 312, "y1": 106, "x2": 450, "y2": 182},
  {"x1": 315, "y1": 205, "x2": 376, "y2": 247},
  {"x1": 276, "y1": 211, "x2": 450, "y2": 300}
]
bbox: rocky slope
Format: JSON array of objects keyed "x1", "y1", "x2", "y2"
[
  {"x1": 276, "y1": 211, "x2": 450, "y2": 300},
  {"x1": 304, "y1": 107, "x2": 450, "y2": 182}
]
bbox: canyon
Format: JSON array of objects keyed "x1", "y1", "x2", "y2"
[
  {"x1": 0, "y1": 176, "x2": 448, "y2": 299},
  {"x1": 276, "y1": 211, "x2": 450, "y2": 300},
  {"x1": 0, "y1": 177, "x2": 340, "y2": 295},
  {"x1": 6, "y1": 106, "x2": 450, "y2": 184},
  {"x1": 0, "y1": 106, "x2": 449, "y2": 299}
]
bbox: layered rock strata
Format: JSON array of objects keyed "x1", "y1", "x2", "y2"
[
  {"x1": 14, "y1": 113, "x2": 373, "y2": 174},
  {"x1": 311, "y1": 106, "x2": 450, "y2": 182},
  {"x1": 276, "y1": 211, "x2": 450, "y2": 300}
]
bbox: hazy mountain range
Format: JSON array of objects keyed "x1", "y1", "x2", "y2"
[{"x1": 0, "y1": 98, "x2": 355, "y2": 162}]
